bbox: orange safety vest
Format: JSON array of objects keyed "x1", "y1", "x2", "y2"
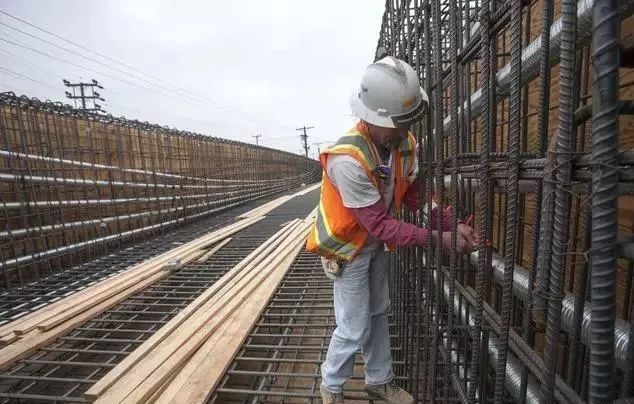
[{"x1": 306, "y1": 122, "x2": 417, "y2": 262}]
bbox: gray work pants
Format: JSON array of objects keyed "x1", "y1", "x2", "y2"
[{"x1": 320, "y1": 246, "x2": 394, "y2": 392}]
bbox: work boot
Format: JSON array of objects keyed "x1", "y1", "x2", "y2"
[
  {"x1": 320, "y1": 383, "x2": 344, "y2": 403},
  {"x1": 365, "y1": 380, "x2": 414, "y2": 404}
]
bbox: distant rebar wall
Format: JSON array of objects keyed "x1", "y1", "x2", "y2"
[
  {"x1": 378, "y1": 0, "x2": 634, "y2": 402},
  {"x1": 0, "y1": 92, "x2": 320, "y2": 289}
]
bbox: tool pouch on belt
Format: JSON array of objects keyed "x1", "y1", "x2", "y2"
[{"x1": 321, "y1": 257, "x2": 343, "y2": 280}]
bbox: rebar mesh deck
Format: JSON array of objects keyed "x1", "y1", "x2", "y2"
[
  {"x1": 0, "y1": 190, "x2": 301, "y2": 326},
  {"x1": 0, "y1": 190, "x2": 319, "y2": 403}
]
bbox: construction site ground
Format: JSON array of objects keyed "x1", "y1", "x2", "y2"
[{"x1": 0, "y1": 187, "x2": 399, "y2": 403}]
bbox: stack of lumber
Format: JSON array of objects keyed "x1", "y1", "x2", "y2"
[
  {"x1": 0, "y1": 215, "x2": 264, "y2": 369},
  {"x1": 238, "y1": 182, "x2": 320, "y2": 219},
  {"x1": 86, "y1": 217, "x2": 314, "y2": 404}
]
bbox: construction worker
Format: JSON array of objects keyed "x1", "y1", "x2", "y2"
[{"x1": 306, "y1": 56, "x2": 477, "y2": 404}]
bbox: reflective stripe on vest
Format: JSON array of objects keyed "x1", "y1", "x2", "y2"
[
  {"x1": 311, "y1": 199, "x2": 359, "y2": 259},
  {"x1": 305, "y1": 123, "x2": 417, "y2": 262}
]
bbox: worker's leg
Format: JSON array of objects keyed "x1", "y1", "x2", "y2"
[
  {"x1": 361, "y1": 247, "x2": 394, "y2": 385},
  {"x1": 321, "y1": 249, "x2": 373, "y2": 393}
]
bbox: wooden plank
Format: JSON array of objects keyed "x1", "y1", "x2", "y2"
[
  {"x1": 0, "y1": 332, "x2": 17, "y2": 346},
  {"x1": 7, "y1": 278, "x2": 129, "y2": 336},
  {"x1": 153, "y1": 299, "x2": 254, "y2": 403},
  {"x1": 36, "y1": 248, "x2": 203, "y2": 331},
  {"x1": 94, "y1": 221, "x2": 303, "y2": 403},
  {"x1": 237, "y1": 183, "x2": 319, "y2": 219},
  {"x1": 116, "y1": 223, "x2": 310, "y2": 404},
  {"x1": 86, "y1": 219, "x2": 301, "y2": 400},
  {"x1": 120, "y1": 281, "x2": 260, "y2": 404},
  {"x1": 0, "y1": 263, "x2": 151, "y2": 337},
  {"x1": 0, "y1": 216, "x2": 264, "y2": 339},
  {"x1": 0, "y1": 302, "x2": 63, "y2": 337},
  {"x1": 97, "y1": 221, "x2": 308, "y2": 403},
  {"x1": 2, "y1": 218, "x2": 259, "y2": 341},
  {"x1": 154, "y1": 224, "x2": 309, "y2": 404},
  {"x1": 238, "y1": 196, "x2": 292, "y2": 219},
  {"x1": 196, "y1": 237, "x2": 232, "y2": 263},
  {"x1": 0, "y1": 270, "x2": 167, "y2": 371}
]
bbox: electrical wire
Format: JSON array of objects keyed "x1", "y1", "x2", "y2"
[
  {"x1": 0, "y1": 47, "x2": 65, "y2": 79},
  {"x1": 0, "y1": 36, "x2": 231, "y2": 111},
  {"x1": 0, "y1": 66, "x2": 58, "y2": 90},
  {"x1": 0, "y1": 9, "x2": 296, "y2": 130},
  {"x1": 0, "y1": 83, "x2": 31, "y2": 94},
  {"x1": 0, "y1": 44, "x2": 292, "y2": 149},
  {"x1": 0, "y1": 21, "x2": 214, "y2": 105},
  {"x1": 0, "y1": 9, "x2": 211, "y2": 102}
]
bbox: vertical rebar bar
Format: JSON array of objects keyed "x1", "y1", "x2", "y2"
[
  {"x1": 521, "y1": 0, "x2": 554, "y2": 399},
  {"x1": 589, "y1": 0, "x2": 620, "y2": 401},
  {"x1": 626, "y1": 265, "x2": 634, "y2": 396},
  {"x1": 421, "y1": 4, "x2": 435, "y2": 400},
  {"x1": 446, "y1": 0, "x2": 460, "y2": 401},
  {"x1": 492, "y1": 1, "x2": 522, "y2": 402},
  {"x1": 431, "y1": 0, "x2": 445, "y2": 399},
  {"x1": 468, "y1": 0, "x2": 491, "y2": 400},
  {"x1": 412, "y1": 1, "x2": 423, "y2": 400},
  {"x1": 541, "y1": 0, "x2": 577, "y2": 401}
]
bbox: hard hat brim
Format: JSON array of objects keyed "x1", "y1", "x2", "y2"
[{"x1": 349, "y1": 87, "x2": 429, "y2": 129}]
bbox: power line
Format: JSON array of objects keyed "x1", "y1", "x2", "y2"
[
  {"x1": 0, "y1": 35, "x2": 292, "y2": 130},
  {"x1": 264, "y1": 134, "x2": 301, "y2": 142},
  {"x1": 0, "y1": 9, "x2": 296, "y2": 131},
  {"x1": 0, "y1": 44, "x2": 139, "y2": 101},
  {"x1": 0, "y1": 10, "x2": 209, "y2": 102},
  {"x1": 0, "y1": 21, "x2": 220, "y2": 108},
  {"x1": 0, "y1": 37, "x2": 224, "y2": 110},
  {"x1": 0, "y1": 83, "x2": 31, "y2": 94},
  {"x1": 252, "y1": 134, "x2": 262, "y2": 145},
  {"x1": 0, "y1": 47, "x2": 65, "y2": 79},
  {"x1": 0, "y1": 66, "x2": 58, "y2": 90},
  {"x1": 0, "y1": 65, "x2": 295, "y2": 153}
]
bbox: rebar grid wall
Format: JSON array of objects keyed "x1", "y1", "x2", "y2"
[
  {"x1": 378, "y1": 0, "x2": 634, "y2": 402},
  {"x1": 0, "y1": 92, "x2": 321, "y2": 290}
]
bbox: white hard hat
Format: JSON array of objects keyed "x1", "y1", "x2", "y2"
[{"x1": 349, "y1": 56, "x2": 429, "y2": 128}]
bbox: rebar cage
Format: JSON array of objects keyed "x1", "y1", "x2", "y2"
[
  {"x1": 0, "y1": 92, "x2": 321, "y2": 289},
  {"x1": 381, "y1": 0, "x2": 634, "y2": 402}
]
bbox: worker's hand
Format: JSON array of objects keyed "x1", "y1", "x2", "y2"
[
  {"x1": 437, "y1": 227, "x2": 476, "y2": 254},
  {"x1": 457, "y1": 223, "x2": 477, "y2": 250}
]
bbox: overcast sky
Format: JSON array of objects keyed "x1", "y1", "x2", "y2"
[{"x1": 0, "y1": 1, "x2": 384, "y2": 157}]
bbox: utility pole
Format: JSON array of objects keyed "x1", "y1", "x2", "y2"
[
  {"x1": 312, "y1": 142, "x2": 323, "y2": 155},
  {"x1": 252, "y1": 134, "x2": 262, "y2": 145},
  {"x1": 63, "y1": 79, "x2": 105, "y2": 113},
  {"x1": 296, "y1": 126, "x2": 314, "y2": 158}
]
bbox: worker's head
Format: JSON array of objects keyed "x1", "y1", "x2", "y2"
[{"x1": 349, "y1": 56, "x2": 429, "y2": 147}]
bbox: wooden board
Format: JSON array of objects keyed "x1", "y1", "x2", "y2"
[
  {"x1": 237, "y1": 183, "x2": 320, "y2": 219},
  {"x1": 196, "y1": 237, "x2": 233, "y2": 263},
  {"x1": 36, "y1": 248, "x2": 203, "y2": 332},
  {"x1": 0, "y1": 270, "x2": 166, "y2": 371},
  {"x1": 0, "y1": 216, "x2": 263, "y2": 341},
  {"x1": 86, "y1": 220, "x2": 301, "y2": 400},
  {"x1": 153, "y1": 226, "x2": 307, "y2": 404},
  {"x1": 121, "y1": 222, "x2": 311, "y2": 404},
  {"x1": 91, "y1": 221, "x2": 310, "y2": 404}
]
